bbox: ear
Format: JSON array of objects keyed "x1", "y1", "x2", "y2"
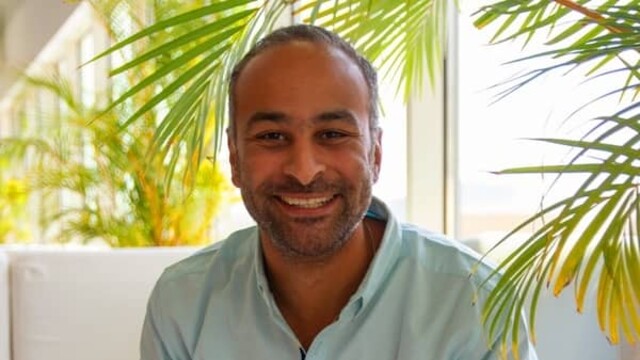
[
  {"x1": 227, "y1": 128, "x2": 241, "y2": 188},
  {"x1": 371, "y1": 127, "x2": 382, "y2": 183}
]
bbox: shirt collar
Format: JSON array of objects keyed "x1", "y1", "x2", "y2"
[
  {"x1": 253, "y1": 227, "x2": 279, "y2": 315},
  {"x1": 355, "y1": 197, "x2": 402, "y2": 314}
]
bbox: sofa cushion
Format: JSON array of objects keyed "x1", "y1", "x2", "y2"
[{"x1": 9, "y1": 247, "x2": 197, "y2": 360}]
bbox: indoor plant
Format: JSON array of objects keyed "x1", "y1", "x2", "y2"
[
  {"x1": 0, "y1": 72, "x2": 234, "y2": 246},
  {"x1": 0, "y1": 1, "x2": 236, "y2": 247},
  {"x1": 61, "y1": 0, "x2": 640, "y2": 353}
]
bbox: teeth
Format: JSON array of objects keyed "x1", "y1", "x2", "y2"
[{"x1": 280, "y1": 196, "x2": 333, "y2": 208}]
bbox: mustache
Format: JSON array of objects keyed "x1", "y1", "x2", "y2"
[{"x1": 261, "y1": 177, "x2": 343, "y2": 194}]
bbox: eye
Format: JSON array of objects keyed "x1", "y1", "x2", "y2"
[
  {"x1": 256, "y1": 132, "x2": 286, "y2": 141},
  {"x1": 318, "y1": 130, "x2": 347, "y2": 140}
]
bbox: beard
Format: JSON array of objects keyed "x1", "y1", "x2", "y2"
[{"x1": 239, "y1": 172, "x2": 373, "y2": 260}]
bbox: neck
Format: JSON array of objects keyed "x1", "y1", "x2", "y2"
[{"x1": 260, "y1": 218, "x2": 383, "y2": 349}]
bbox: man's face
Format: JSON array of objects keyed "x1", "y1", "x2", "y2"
[{"x1": 229, "y1": 41, "x2": 381, "y2": 259}]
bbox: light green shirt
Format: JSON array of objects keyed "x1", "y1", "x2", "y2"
[{"x1": 141, "y1": 197, "x2": 538, "y2": 359}]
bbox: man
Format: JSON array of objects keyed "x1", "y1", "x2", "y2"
[{"x1": 141, "y1": 25, "x2": 538, "y2": 359}]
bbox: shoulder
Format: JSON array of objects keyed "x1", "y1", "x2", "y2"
[
  {"x1": 156, "y1": 226, "x2": 258, "y2": 288},
  {"x1": 145, "y1": 226, "x2": 259, "y2": 335},
  {"x1": 389, "y1": 227, "x2": 538, "y2": 360},
  {"x1": 141, "y1": 226, "x2": 259, "y2": 355},
  {"x1": 369, "y1": 197, "x2": 499, "y2": 291},
  {"x1": 395, "y1": 223, "x2": 498, "y2": 289}
]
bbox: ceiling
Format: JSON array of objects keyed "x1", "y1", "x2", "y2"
[
  {"x1": 0, "y1": 0, "x2": 79, "y2": 95},
  {"x1": 0, "y1": 0, "x2": 19, "y2": 38},
  {"x1": 0, "y1": 0, "x2": 19, "y2": 19}
]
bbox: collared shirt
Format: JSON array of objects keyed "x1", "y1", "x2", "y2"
[{"x1": 141, "y1": 197, "x2": 538, "y2": 360}]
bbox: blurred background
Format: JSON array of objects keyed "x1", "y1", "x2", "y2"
[{"x1": 0, "y1": 1, "x2": 637, "y2": 359}]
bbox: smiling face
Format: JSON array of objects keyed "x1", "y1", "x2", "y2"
[{"x1": 229, "y1": 41, "x2": 381, "y2": 259}]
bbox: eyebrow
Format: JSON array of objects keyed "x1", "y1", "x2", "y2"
[
  {"x1": 315, "y1": 110, "x2": 358, "y2": 126},
  {"x1": 244, "y1": 111, "x2": 288, "y2": 134},
  {"x1": 244, "y1": 109, "x2": 360, "y2": 131},
  {"x1": 247, "y1": 111, "x2": 288, "y2": 125}
]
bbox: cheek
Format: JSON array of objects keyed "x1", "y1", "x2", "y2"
[
  {"x1": 236, "y1": 154, "x2": 275, "y2": 185},
  {"x1": 339, "y1": 154, "x2": 374, "y2": 179}
]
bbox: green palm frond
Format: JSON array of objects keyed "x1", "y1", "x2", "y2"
[
  {"x1": 475, "y1": 1, "x2": 640, "y2": 102},
  {"x1": 89, "y1": 0, "x2": 268, "y2": 181},
  {"x1": 298, "y1": 0, "x2": 448, "y2": 96},
  {"x1": 473, "y1": 0, "x2": 640, "y2": 352},
  {"x1": 3, "y1": 66, "x2": 235, "y2": 246},
  {"x1": 484, "y1": 113, "x2": 640, "y2": 346},
  {"x1": 23, "y1": 74, "x2": 79, "y2": 114},
  {"x1": 0, "y1": 137, "x2": 58, "y2": 161}
]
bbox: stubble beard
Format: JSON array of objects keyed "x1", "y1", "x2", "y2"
[{"x1": 240, "y1": 174, "x2": 373, "y2": 260}]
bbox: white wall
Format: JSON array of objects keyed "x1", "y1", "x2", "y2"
[{"x1": 535, "y1": 284, "x2": 621, "y2": 359}]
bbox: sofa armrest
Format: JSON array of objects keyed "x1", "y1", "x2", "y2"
[{"x1": 0, "y1": 251, "x2": 10, "y2": 360}]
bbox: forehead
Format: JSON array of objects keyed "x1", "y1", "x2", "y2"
[
  {"x1": 232, "y1": 41, "x2": 369, "y2": 129},
  {"x1": 237, "y1": 40, "x2": 364, "y2": 84}
]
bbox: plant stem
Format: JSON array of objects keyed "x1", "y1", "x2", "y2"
[{"x1": 552, "y1": 0, "x2": 623, "y2": 33}]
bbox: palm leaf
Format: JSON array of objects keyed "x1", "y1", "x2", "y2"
[
  {"x1": 474, "y1": 0, "x2": 640, "y2": 349},
  {"x1": 87, "y1": 0, "x2": 257, "y2": 63},
  {"x1": 300, "y1": 0, "x2": 448, "y2": 96},
  {"x1": 482, "y1": 112, "x2": 640, "y2": 348}
]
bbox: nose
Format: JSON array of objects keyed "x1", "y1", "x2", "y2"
[{"x1": 283, "y1": 140, "x2": 326, "y2": 185}]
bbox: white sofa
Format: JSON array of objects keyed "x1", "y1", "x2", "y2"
[{"x1": 0, "y1": 246, "x2": 197, "y2": 360}]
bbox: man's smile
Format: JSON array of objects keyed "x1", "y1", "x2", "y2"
[{"x1": 277, "y1": 195, "x2": 336, "y2": 209}]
